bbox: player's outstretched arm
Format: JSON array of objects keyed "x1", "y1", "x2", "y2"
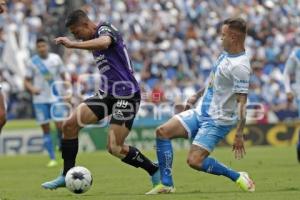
[
  {"x1": 232, "y1": 93, "x2": 247, "y2": 159},
  {"x1": 184, "y1": 88, "x2": 205, "y2": 111},
  {"x1": 54, "y1": 36, "x2": 112, "y2": 51}
]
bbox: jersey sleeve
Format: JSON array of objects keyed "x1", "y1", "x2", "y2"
[
  {"x1": 231, "y1": 64, "x2": 251, "y2": 94},
  {"x1": 97, "y1": 23, "x2": 118, "y2": 43}
]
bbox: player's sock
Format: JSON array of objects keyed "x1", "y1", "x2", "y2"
[
  {"x1": 200, "y1": 157, "x2": 240, "y2": 181},
  {"x1": 62, "y1": 138, "x2": 78, "y2": 175},
  {"x1": 43, "y1": 133, "x2": 55, "y2": 160},
  {"x1": 57, "y1": 129, "x2": 62, "y2": 151},
  {"x1": 156, "y1": 138, "x2": 174, "y2": 186},
  {"x1": 121, "y1": 146, "x2": 158, "y2": 176}
]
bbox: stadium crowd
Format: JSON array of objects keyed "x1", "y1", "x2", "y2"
[{"x1": 0, "y1": 0, "x2": 299, "y2": 123}]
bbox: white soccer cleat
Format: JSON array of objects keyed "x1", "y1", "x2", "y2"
[
  {"x1": 236, "y1": 172, "x2": 255, "y2": 192},
  {"x1": 145, "y1": 183, "x2": 176, "y2": 195}
]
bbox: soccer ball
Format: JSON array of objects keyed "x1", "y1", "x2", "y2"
[{"x1": 65, "y1": 166, "x2": 93, "y2": 194}]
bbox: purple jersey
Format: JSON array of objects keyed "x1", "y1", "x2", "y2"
[{"x1": 92, "y1": 22, "x2": 140, "y2": 96}]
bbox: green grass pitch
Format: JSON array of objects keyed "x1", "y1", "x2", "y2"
[{"x1": 0, "y1": 146, "x2": 299, "y2": 200}]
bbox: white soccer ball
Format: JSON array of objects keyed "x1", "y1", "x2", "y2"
[{"x1": 65, "y1": 166, "x2": 93, "y2": 194}]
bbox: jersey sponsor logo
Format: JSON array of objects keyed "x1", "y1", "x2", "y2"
[
  {"x1": 98, "y1": 65, "x2": 110, "y2": 74},
  {"x1": 95, "y1": 54, "x2": 105, "y2": 63},
  {"x1": 113, "y1": 109, "x2": 124, "y2": 120}
]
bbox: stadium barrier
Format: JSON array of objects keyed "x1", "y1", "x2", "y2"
[{"x1": 0, "y1": 122, "x2": 299, "y2": 155}]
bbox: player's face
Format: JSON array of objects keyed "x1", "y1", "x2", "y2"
[
  {"x1": 221, "y1": 25, "x2": 232, "y2": 51},
  {"x1": 69, "y1": 24, "x2": 92, "y2": 41},
  {"x1": 36, "y1": 42, "x2": 49, "y2": 58},
  {"x1": 0, "y1": 0, "x2": 6, "y2": 14}
]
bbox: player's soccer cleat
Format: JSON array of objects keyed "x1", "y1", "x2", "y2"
[
  {"x1": 236, "y1": 172, "x2": 255, "y2": 192},
  {"x1": 145, "y1": 183, "x2": 175, "y2": 195},
  {"x1": 41, "y1": 175, "x2": 66, "y2": 190},
  {"x1": 151, "y1": 168, "x2": 160, "y2": 187},
  {"x1": 46, "y1": 160, "x2": 58, "y2": 168}
]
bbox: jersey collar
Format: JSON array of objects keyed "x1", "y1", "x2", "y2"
[{"x1": 223, "y1": 51, "x2": 246, "y2": 58}]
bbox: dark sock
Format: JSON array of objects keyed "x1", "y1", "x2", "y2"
[
  {"x1": 121, "y1": 146, "x2": 158, "y2": 176},
  {"x1": 62, "y1": 138, "x2": 78, "y2": 176}
]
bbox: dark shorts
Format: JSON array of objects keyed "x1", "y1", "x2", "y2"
[{"x1": 84, "y1": 91, "x2": 140, "y2": 130}]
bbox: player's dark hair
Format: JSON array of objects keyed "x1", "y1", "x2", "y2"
[
  {"x1": 65, "y1": 9, "x2": 89, "y2": 27},
  {"x1": 36, "y1": 37, "x2": 48, "y2": 44},
  {"x1": 223, "y1": 17, "x2": 247, "y2": 34}
]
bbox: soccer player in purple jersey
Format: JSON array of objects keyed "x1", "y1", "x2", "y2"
[{"x1": 42, "y1": 10, "x2": 160, "y2": 191}]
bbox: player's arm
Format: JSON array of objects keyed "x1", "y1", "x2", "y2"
[
  {"x1": 233, "y1": 93, "x2": 247, "y2": 159},
  {"x1": 55, "y1": 36, "x2": 112, "y2": 51},
  {"x1": 184, "y1": 88, "x2": 205, "y2": 111},
  {"x1": 0, "y1": 89, "x2": 6, "y2": 134},
  {"x1": 24, "y1": 61, "x2": 40, "y2": 95},
  {"x1": 24, "y1": 78, "x2": 40, "y2": 95},
  {"x1": 231, "y1": 64, "x2": 251, "y2": 159},
  {"x1": 283, "y1": 52, "x2": 296, "y2": 102}
]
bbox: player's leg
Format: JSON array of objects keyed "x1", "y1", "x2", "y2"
[
  {"x1": 54, "y1": 121, "x2": 63, "y2": 151},
  {"x1": 34, "y1": 103, "x2": 56, "y2": 166},
  {"x1": 106, "y1": 96, "x2": 159, "y2": 181},
  {"x1": 146, "y1": 109, "x2": 198, "y2": 195},
  {"x1": 52, "y1": 102, "x2": 71, "y2": 151},
  {"x1": 107, "y1": 124, "x2": 159, "y2": 175},
  {"x1": 42, "y1": 102, "x2": 99, "y2": 189},
  {"x1": 0, "y1": 91, "x2": 6, "y2": 133},
  {"x1": 41, "y1": 123, "x2": 58, "y2": 167},
  {"x1": 61, "y1": 103, "x2": 99, "y2": 175},
  {"x1": 187, "y1": 122, "x2": 255, "y2": 192}
]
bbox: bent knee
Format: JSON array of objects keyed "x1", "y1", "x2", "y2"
[
  {"x1": 156, "y1": 126, "x2": 169, "y2": 139},
  {"x1": 62, "y1": 120, "x2": 79, "y2": 139},
  {"x1": 106, "y1": 143, "x2": 122, "y2": 157},
  {"x1": 187, "y1": 155, "x2": 204, "y2": 170}
]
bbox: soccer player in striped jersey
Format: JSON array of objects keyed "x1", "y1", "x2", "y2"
[
  {"x1": 146, "y1": 18, "x2": 255, "y2": 194},
  {"x1": 283, "y1": 46, "x2": 300, "y2": 162},
  {"x1": 24, "y1": 38, "x2": 66, "y2": 167}
]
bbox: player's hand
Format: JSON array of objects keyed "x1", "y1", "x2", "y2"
[
  {"x1": 54, "y1": 37, "x2": 76, "y2": 48},
  {"x1": 31, "y1": 88, "x2": 41, "y2": 95},
  {"x1": 286, "y1": 92, "x2": 294, "y2": 103},
  {"x1": 232, "y1": 134, "x2": 246, "y2": 160},
  {"x1": 184, "y1": 94, "x2": 198, "y2": 111}
]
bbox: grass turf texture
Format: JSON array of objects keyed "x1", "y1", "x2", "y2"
[
  {"x1": 0, "y1": 146, "x2": 299, "y2": 200},
  {"x1": 3, "y1": 119, "x2": 38, "y2": 131}
]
